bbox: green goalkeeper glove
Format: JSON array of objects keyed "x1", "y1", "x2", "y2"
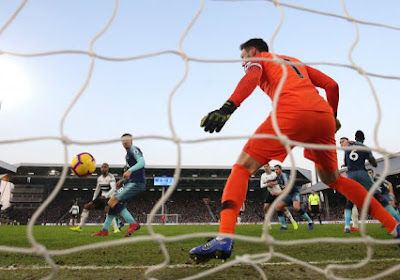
[
  {"x1": 200, "y1": 100, "x2": 237, "y2": 133},
  {"x1": 335, "y1": 118, "x2": 341, "y2": 133}
]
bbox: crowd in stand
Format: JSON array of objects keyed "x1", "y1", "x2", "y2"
[{"x1": 0, "y1": 189, "x2": 379, "y2": 225}]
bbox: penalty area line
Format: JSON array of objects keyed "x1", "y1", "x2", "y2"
[{"x1": 1, "y1": 258, "x2": 400, "y2": 270}]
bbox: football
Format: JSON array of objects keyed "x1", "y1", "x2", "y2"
[{"x1": 70, "y1": 152, "x2": 96, "y2": 177}]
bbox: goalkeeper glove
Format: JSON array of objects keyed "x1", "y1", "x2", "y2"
[
  {"x1": 335, "y1": 118, "x2": 341, "y2": 133},
  {"x1": 200, "y1": 100, "x2": 237, "y2": 133}
]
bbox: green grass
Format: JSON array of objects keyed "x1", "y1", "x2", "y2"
[{"x1": 0, "y1": 224, "x2": 399, "y2": 279}]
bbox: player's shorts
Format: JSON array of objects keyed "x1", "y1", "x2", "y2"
[
  {"x1": 92, "y1": 197, "x2": 108, "y2": 209},
  {"x1": 71, "y1": 214, "x2": 78, "y2": 218},
  {"x1": 243, "y1": 110, "x2": 337, "y2": 172},
  {"x1": 347, "y1": 170, "x2": 381, "y2": 195},
  {"x1": 311, "y1": 205, "x2": 320, "y2": 214},
  {"x1": 281, "y1": 189, "x2": 301, "y2": 205},
  {"x1": 264, "y1": 189, "x2": 278, "y2": 204},
  {"x1": 115, "y1": 181, "x2": 146, "y2": 202}
]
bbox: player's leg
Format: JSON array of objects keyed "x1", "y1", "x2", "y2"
[
  {"x1": 275, "y1": 201, "x2": 288, "y2": 230},
  {"x1": 302, "y1": 111, "x2": 399, "y2": 240},
  {"x1": 291, "y1": 194, "x2": 313, "y2": 229},
  {"x1": 113, "y1": 182, "x2": 145, "y2": 237},
  {"x1": 190, "y1": 151, "x2": 262, "y2": 262},
  {"x1": 283, "y1": 206, "x2": 298, "y2": 230},
  {"x1": 351, "y1": 204, "x2": 360, "y2": 232},
  {"x1": 343, "y1": 200, "x2": 354, "y2": 233},
  {"x1": 71, "y1": 201, "x2": 96, "y2": 232},
  {"x1": 318, "y1": 170, "x2": 399, "y2": 236}
]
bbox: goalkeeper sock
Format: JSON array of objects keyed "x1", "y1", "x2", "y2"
[
  {"x1": 219, "y1": 164, "x2": 251, "y2": 234},
  {"x1": 119, "y1": 208, "x2": 136, "y2": 224},
  {"x1": 79, "y1": 209, "x2": 89, "y2": 228},
  {"x1": 328, "y1": 175, "x2": 397, "y2": 233},
  {"x1": 111, "y1": 218, "x2": 118, "y2": 230},
  {"x1": 102, "y1": 214, "x2": 114, "y2": 231}
]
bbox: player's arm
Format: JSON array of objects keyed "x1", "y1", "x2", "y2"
[
  {"x1": 367, "y1": 151, "x2": 378, "y2": 167},
  {"x1": 260, "y1": 174, "x2": 267, "y2": 188},
  {"x1": 306, "y1": 66, "x2": 341, "y2": 132},
  {"x1": 200, "y1": 64, "x2": 262, "y2": 133},
  {"x1": 103, "y1": 176, "x2": 117, "y2": 198}
]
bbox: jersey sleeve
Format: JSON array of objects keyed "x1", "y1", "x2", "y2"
[
  {"x1": 128, "y1": 146, "x2": 146, "y2": 172},
  {"x1": 306, "y1": 66, "x2": 339, "y2": 116},
  {"x1": 260, "y1": 174, "x2": 267, "y2": 188},
  {"x1": 228, "y1": 62, "x2": 263, "y2": 107},
  {"x1": 282, "y1": 173, "x2": 289, "y2": 186}
]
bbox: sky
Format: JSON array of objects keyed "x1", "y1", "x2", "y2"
[{"x1": 0, "y1": 0, "x2": 399, "y2": 183}]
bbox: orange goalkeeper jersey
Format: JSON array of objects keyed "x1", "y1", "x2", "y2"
[{"x1": 228, "y1": 52, "x2": 339, "y2": 115}]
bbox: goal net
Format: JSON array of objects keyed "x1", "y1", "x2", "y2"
[
  {"x1": 0, "y1": 0, "x2": 399, "y2": 279},
  {"x1": 146, "y1": 214, "x2": 180, "y2": 225}
]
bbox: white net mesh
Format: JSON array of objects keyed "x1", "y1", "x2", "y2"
[{"x1": 1, "y1": 0, "x2": 400, "y2": 279}]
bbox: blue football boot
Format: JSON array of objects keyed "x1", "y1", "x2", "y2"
[{"x1": 189, "y1": 237, "x2": 234, "y2": 263}]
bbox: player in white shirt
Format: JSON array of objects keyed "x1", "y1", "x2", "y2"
[
  {"x1": 70, "y1": 163, "x2": 121, "y2": 233},
  {"x1": 69, "y1": 201, "x2": 80, "y2": 226},
  {"x1": 260, "y1": 164, "x2": 298, "y2": 230}
]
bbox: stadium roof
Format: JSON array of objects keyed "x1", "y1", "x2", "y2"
[
  {"x1": 0, "y1": 160, "x2": 17, "y2": 174},
  {"x1": 301, "y1": 153, "x2": 400, "y2": 194},
  {"x1": 11, "y1": 163, "x2": 312, "y2": 190}
]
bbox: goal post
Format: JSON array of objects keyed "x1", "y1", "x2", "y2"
[{"x1": 146, "y1": 214, "x2": 180, "y2": 224}]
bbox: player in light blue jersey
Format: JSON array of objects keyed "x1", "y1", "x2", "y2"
[
  {"x1": 93, "y1": 133, "x2": 146, "y2": 237},
  {"x1": 274, "y1": 165, "x2": 314, "y2": 230},
  {"x1": 340, "y1": 131, "x2": 400, "y2": 233}
]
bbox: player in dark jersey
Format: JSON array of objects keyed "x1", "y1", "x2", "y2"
[
  {"x1": 274, "y1": 165, "x2": 314, "y2": 230},
  {"x1": 340, "y1": 135, "x2": 400, "y2": 233},
  {"x1": 92, "y1": 133, "x2": 146, "y2": 237}
]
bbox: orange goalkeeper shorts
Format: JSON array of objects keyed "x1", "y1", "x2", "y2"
[{"x1": 243, "y1": 110, "x2": 338, "y2": 172}]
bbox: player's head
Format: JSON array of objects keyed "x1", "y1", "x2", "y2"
[
  {"x1": 263, "y1": 163, "x2": 271, "y2": 173},
  {"x1": 340, "y1": 137, "x2": 349, "y2": 147},
  {"x1": 367, "y1": 168, "x2": 374, "y2": 178},
  {"x1": 274, "y1": 164, "x2": 282, "y2": 175},
  {"x1": 101, "y1": 162, "x2": 109, "y2": 175},
  {"x1": 240, "y1": 38, "x2": 269, "y2": 67},
  {"x1": 311, "y1": 190, "x2": 315, "y2": 195},
  {"x1": 121, "y1": 133, "x2": 133, "y2": 149},
  {"x1": 355, "y1": 130, "x2": 365, "y2": 143}
]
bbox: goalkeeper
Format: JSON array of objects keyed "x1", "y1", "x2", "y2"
[{"x1": 189, "y1": 38, "x2": 400, "y2": 263}]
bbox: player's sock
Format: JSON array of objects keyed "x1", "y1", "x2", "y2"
[
  {"x1": 277, "y1": 211, "x2": 287, "y2": 228},
  {"x1": 351, "y1": 205, "x2": 359, "y2": 228},
  {"x1": 219, "y1": 164, "x2": 251, "y2": 234},
  {"x1": 299, "y1": 209, "x2": 312, "y2": 223},
  {"x1": 119, "y1": 208, "x2": 136, "y2": 224},
  {"x1": 318, "y1": 215, "x2": 322, "y2": 224},
  {"x1": 384, "y1": 205, "x2": 400, "y2": 222},
  {"x1": 79, "y1": 209, "x2": 89, "y2": 228},
  {"x1": 284, "y1": 209, "x2": 295, "y2": 224},
  {"x1": 69, "y1": 219, "x2": 73, "y2": 225},
  {"x1": 111, "y1": 218, "x2": 118, "y2": 230},
  {"x1": 328, "y1": 175, "x2": 397, "y2": 233},
  {"x1": 344, "y1": 209, "x2": 352, "y2": 228},
  {"x1": 102, "y1": 214, "x2": 114, "y2": 232}
]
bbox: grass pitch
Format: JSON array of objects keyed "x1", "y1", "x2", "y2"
[{"x1": 0, "y1": 223, "x2": 399, "y2": 280}]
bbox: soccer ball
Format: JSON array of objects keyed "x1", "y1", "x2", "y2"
[{"x1": 70, "y1": 152, "x2": 96, "y2": 177}]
